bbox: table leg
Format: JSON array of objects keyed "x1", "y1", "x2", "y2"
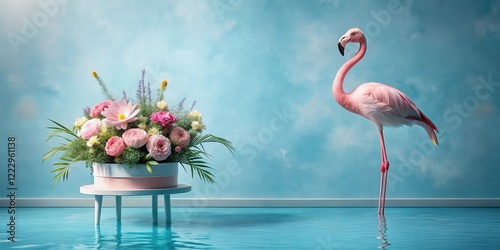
[
  {"x1": 152, "y1": 194, "x2": 158, "y2": 225},
  {"x1": 164, "y1": 194, "x2": 171, "y2": 225},
  {"x1": 115, "y1": 196, "x2": 122, "y2": 223},
  {"x1": 95, "y1": 195, "x2": 103, "y2": 225}
]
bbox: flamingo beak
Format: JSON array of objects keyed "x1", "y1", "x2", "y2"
[
  {"x1": 338, "y1": 42, "x2": 345, "y2": 56},
  {"x1": 338, "y1": 36, "x2": 350, "y2": 56}
]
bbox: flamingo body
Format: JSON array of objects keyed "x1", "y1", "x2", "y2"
[
  {"x1": 340, "y1": 82, "x2": 439, "y2": 145},
  {"x1": 333, "y1": 28, "x2": 439, "y2": 214}
]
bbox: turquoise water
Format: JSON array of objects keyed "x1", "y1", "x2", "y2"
[{"x1": 1, "y1": 207, "x2": 499, "y2": 249}]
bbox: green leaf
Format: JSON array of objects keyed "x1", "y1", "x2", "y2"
[
  {"x1": 146, "y1": 163, "x2": 153, "y2": 173},
  {"x1": 147, "y1": 160, "x2": 159, "y2": 166},
  {"x1": 53, "y1": 162, "x2": 70, "y2": 166}
]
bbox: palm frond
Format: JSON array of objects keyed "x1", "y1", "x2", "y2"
[
  {"x1": 44, "y1": 119, "x2": 82, "y2": 186},
  {"x1": 169, "y1": 133, "x2": 235, "y2": 183},
  {"x1": 50, "y1": 165, "x2": 71, "y2": 186},
  {"x1": 191, "y1": 134, "x2": 235, "y2": 154},
  {"x1": 42, "y1": 144, "x2": 67, "y2": 163},
  {"x1": 45, "y1": 119, "x2": 79, "y2": 141},
  {"x1": 174, "y1": 151, "x2": 215, "y2": 183}
]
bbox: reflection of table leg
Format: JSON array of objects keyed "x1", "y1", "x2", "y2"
[
  {"x1": 115, "y1": 196, "x2": 122, "y2": 223},
  {"x1": 95, "y1": 195, "x2": 103, "y2": 225},
  {"x1": 152, "y1": 195, "x2": 158, "y2": 225},
  {"x1": 164, "y1": 194, "x2": 171, "y2": 225}
]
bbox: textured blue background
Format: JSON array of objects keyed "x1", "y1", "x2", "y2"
[{"x1": 1, "y1": 0, "x2": 499, "y2": 199}]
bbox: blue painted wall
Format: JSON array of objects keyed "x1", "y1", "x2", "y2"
[{"x1": 1, "y1": 0, "x2": 499, "y2": 199}]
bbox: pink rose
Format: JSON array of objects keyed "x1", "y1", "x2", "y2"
[
  {"x1": 150, "y1": 111, "x2": 176, "y2": 127},
  {"x1": 90, "y1": 100, "x2": 113, "y2": 117},
  {"x1": 105, "y1": 136, "x2": 126, "y2": 157},
  {"x1": 80, "y1": 119, "x2": 102, "y2": 140},
  {"x1": 122, "y1": 128, "x2": 149, "y2": 148},
  {"x1": 175, "y1": 146, "x2": 182, "y2": 153},
  {"x1": 169, "y1": 127, "x2": 190, "y2": 148},
  {"x1": 146, "y1": 134, "x2": 171, "y2": 161}
]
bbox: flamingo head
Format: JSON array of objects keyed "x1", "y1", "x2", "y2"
[{"x1": 338, "y1": 28, "x2": 365, "y2": 56}]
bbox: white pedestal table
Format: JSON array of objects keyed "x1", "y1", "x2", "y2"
[{"x1": 80, "y1": 184, "x2": 191, "y2": 225}]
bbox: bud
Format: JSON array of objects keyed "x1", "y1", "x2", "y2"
[
  {"x1": 160, "y1": 80, "x2": 168, "y2": 90},
  {"x1": 92, "y1": 71, "x2": 98, "y2": 78}
]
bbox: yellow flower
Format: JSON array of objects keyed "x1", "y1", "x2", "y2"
[
  {"x1": 92, "y1": 71, "x2": 98, "y2": 78},
  {"x1": 86, "y1": 135, "x2": 99, "y2": 147},
  {"x1": 160, "y1": 80, "x2": 168, "y2": 90},
  {"x1": 147, "y1": 127, "x2": 161, "y2": 136},
  {"x1": 138, "y1": 123, "x2": 147, "y2": 130},
  {"x1": 74, "y1": 116, "x2": 88, "y2": 128},
  {"x1": 100, "y1": 122, "x2": 108, "y2": 133}
]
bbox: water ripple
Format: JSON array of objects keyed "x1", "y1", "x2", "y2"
[{"x1": 2, "y1": 207, "x2": 499, "y2": 249}]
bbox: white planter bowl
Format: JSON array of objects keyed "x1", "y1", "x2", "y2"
[{"x1": 92, "y1": 162, "x2": 178, "y2": 189}]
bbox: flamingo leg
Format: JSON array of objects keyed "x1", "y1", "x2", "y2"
[
  {"x1": 382, "y1": 164, "x2": 389, "y2": 214},
  {"x1": 378, "y1": 171, "x2": 385, "y2": 215},
  {"x1": 378, "y1": 129, "x2": 390, "y2": 215}
]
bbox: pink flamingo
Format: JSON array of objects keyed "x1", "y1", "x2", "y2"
[{"x1": 333, "y1": 28, "x2": 439, "y2": 215}]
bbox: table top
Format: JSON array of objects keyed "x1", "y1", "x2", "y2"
[{"x1": 80, "y1": 184, "x2": 191, "y2": 196}]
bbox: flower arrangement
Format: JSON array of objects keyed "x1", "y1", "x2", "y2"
[{"x1": 43, "y1": 70, "x2": 234, "y2": 185}]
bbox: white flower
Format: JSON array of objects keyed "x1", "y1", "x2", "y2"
[
  {"x1": 157, "y1": 101, "x2": 168, "y2": 110},
  {"x1": 191, "y1": 120, "x2": 206, "y2": 132},
  {"x1": 189, "y1": 110, "x2": 202, "y2": 120},
  {"x1": 86, "y1": 135, "x2": 99, "y2": 147},
  {"x1": 74, "y1": 116, "x2": 88, "y2": 128}
]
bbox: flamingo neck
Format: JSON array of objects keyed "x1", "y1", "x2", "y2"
[{"x1": 333, "y1": 40, "x2": 367, "y2": 104}]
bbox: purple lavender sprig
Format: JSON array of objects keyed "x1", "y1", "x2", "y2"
[
  {"x1": 136, "y1": 69, "x2": 146, "y2": 103},
  {"x1": 147, "y1": 81, "x2": 152, "y2": 105},
  {"x1": 178, "y1": 97, "x2": 186, "y2": 110},
  {"x1": 83, "y1": 106, "x2": 91, "y2": 116}
]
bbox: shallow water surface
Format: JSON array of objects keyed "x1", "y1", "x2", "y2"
[{"x1": 1, "y1": 207, "x2": 499, "y2": 249}]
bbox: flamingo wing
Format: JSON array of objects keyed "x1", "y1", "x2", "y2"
[{"x1": 351, "y1": 82, "x2": 439, "y2": 144}]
